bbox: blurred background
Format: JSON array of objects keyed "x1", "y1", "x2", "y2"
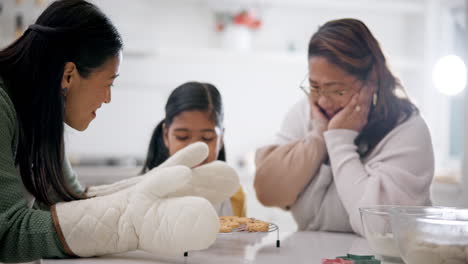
[{"x1": 0, "y1": 0, "x2": 467, "y2": 231}]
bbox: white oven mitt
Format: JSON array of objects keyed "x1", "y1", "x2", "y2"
[
  {"x1": 52, "y1": 165, "x2": 219, "y2": 257},
  {"x1": 85, "y1": 142, "x2": 240, "y2": 206}
]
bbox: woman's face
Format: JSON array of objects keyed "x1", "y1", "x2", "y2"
[
  {"x1": 163, "y1": 110, "x2": 223, "y2": 165},
  {"x1": 308, "y1": 56, "x2": 362, "y2": 119},
  {"x1": 62, "y1": 51, "x2": 122, "y2": 131}
]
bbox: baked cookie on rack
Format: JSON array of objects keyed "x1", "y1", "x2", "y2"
[{"x1": 219, "y1": 216, "x2": 269, "y2": 233}]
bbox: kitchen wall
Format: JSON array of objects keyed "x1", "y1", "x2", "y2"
[
  {"x1": 65, "y1": 0, "x2": 429, "y2": 163},
  {"x1": 65, "y1": 0, "x2": 465, "y2": 184},
  {"x1": 0, "y1": 0, "x2": 446, "y2": 165}
]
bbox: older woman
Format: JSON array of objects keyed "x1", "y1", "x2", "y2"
[{"x1": 254, "y1": 18, "x2": 434, "y2": 235}]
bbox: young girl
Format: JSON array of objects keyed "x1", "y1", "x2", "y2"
[{"x1": 141, "y1": 81, "x2": 246, "y2": 217}]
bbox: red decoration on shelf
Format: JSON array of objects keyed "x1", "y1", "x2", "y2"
[{"x1": 216, "y1": 10, "x2": 261, "y2": 32}]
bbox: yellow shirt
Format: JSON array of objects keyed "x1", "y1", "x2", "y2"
[{"x1": 230, "y1": 186, "x2": 246, "y2": 217}]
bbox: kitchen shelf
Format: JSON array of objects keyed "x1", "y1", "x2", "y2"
[
  {"x1": 123, "y1": 47, "x2": 424, "y2": 69},
  {"x1": 123, "y1": 47, "x2": 305, "y2": 64}
]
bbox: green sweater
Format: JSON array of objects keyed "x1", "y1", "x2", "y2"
[{"x1": 0, "y1": 78, "x2": 84, "y2": 262}]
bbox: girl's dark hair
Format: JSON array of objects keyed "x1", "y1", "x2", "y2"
[
  {"x1": 0, "y1": 0, "x2": 123, "y2": 205},
  {"x1": 308, "y1": 18, "x2": 417, "y2": 155},
  {"x1": 141, "y1": 82, "x2": 225, "y2": 173}
]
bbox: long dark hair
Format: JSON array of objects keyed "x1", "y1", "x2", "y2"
[
  {"x1": 141, "y1": 82, "x2": 225, "y2": 173},
  {"x1": 308, "y1": 18, "x2": 417, "y2": 155},
  {"x1": 0, "y1": 0, "x2": 123, "y2": 205}
]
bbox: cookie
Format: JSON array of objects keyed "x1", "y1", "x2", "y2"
[
  {"x1": 246, "y1": 221, "x2": 269, "y2": 232},
  {"x1": 237, "y1": 217, "x2": 254, "y2": 224},
  {"x1": 219, "y1": 224, "x2": 234, "y2": 233},
  {"x1": 219, "y1": 217, "x2": 241, "y2": 233},
  {"x1": 219, "y1": 216, "x2": 270, "y2": 233}
]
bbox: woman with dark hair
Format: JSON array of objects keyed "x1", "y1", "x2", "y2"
[
  {"x1": 0, "y1": 0, "x2": 238, "y2": 262},
  {"x1": 254, "y1": 18, "x2": 434, "y2": 235},
  {"x1": 141, "y1": 81, "x2": 246, "y2": 217}
]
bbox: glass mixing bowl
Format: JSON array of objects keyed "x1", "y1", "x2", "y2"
[
  {"x1": 389, "y1": 206, "x2": 468, "y2": 264},
  {"x1": 360, "y1": 205, "x2": 402, "y2": 262}
]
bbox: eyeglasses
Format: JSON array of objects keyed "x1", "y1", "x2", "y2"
[{"x1": 299, "y1": 74, "x2": 360, "y2": 101}]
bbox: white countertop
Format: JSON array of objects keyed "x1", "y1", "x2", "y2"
[{"x1": 43, "y1": 231, "x2": 383, "y2": 264}]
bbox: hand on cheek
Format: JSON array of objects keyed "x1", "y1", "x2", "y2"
[
  {"x1": 310, "y1": 101, "x2": 329, "y2": 133},
  {"x1": 327, "y1": 84, "x2": 374, "y2": 132}
]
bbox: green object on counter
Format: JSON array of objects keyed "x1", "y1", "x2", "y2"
[
  {"x1": 335, "y1": 254, "x2": 381, "y2": 264},
  {"x1": 347, "y1": 254, "x2": 375, "y2": 259}
]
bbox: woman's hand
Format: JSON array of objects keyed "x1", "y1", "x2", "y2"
[
  {"x1": 310, "y1": 101, "x2": 329, "y2": 133},
  {"x1": 327, "y1": 83, "x2": 375, "y2": 132}
]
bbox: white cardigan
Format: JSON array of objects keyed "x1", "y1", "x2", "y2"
[{"x1": 275, "y1": 98, "x2": 434, "y2": 235}]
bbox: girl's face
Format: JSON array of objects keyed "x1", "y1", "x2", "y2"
[
  {"x1": 163, "y1": 110, "x2": 224, "y2": 165},
  {"x1": 308, "y1": 56, "x2": 362, "y2": 119},
  {"x1": 62, "y1": 52, "x2": 122, "y2": 131}
]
